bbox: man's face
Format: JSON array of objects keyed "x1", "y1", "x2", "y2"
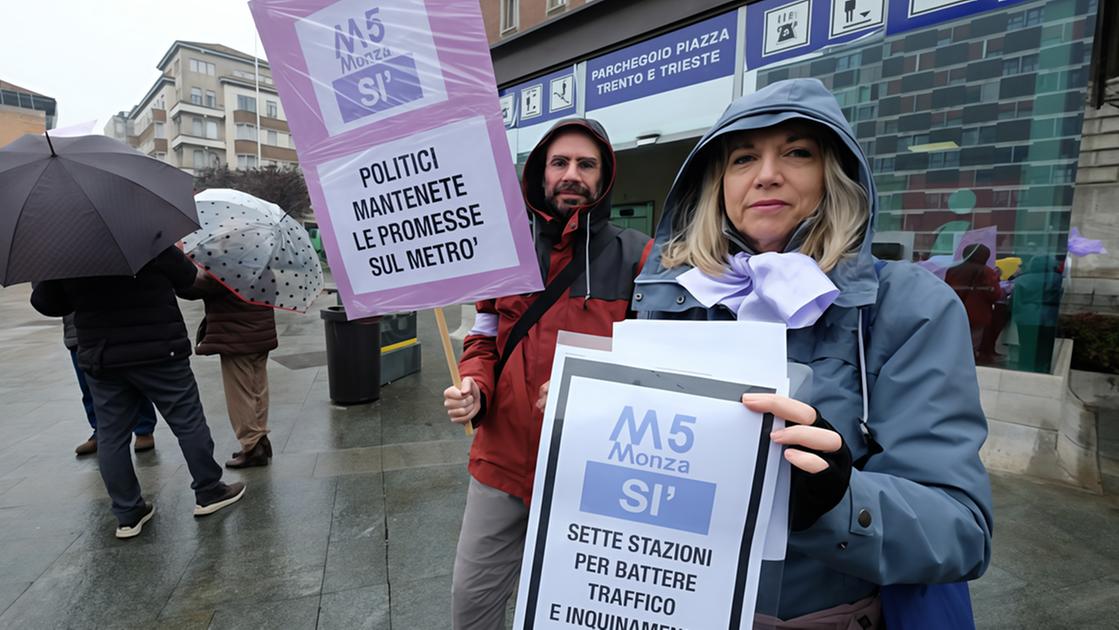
[{"x1": 542, "y1": 130, "x2": 603, "y2": 215}]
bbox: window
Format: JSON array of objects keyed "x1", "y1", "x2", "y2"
[
  {"x1": 1003, "y1": 58, "x2": 1020, "y2": 76},
  {"x1": 1020, "y1": 54, "x2": 1039, "y2": 73},
  {"x1": 236, "y1": 123, "x2": 256, "y2": 140},
  {"x1": 237, "y1": 154, "x2": 258, "y2": 169},
  {"x1": 154, "y1": 152, "x2": 166, "y2": 161},
  {"x1": 206, "y1": 120, "x2": 219, "y2": 139},
  {"x1": 1024, "y1": 7, "x2": 1042, "y2": 27},
  {"x1": 547, "y1": 0, "x2": 566, "y2": 10},
  {"x1": 154, "y1": 122, "x2": 165, "y2": 139},
  {"x1": 500, "y1": 0, "x2": 517, "y2": 32},
  {"x1": 837, "y1": 52, "x2": 862, "y2": 71},
  {"x1": 205, "y1": 90, "x2": 216, "y2": 108},
  {"x1": 189, "y1": 58, "x2": 216, "y2": 75},
  {"x1": 192, "y1": 117, "x2": 203, "y2": 136},
  {"x1": 928, "y1": 151, "x2": 959, "y2": 168},
  {"x1": 193, "y1": 149, "x2": 207, "y2": 169},
  {"x1": 266, "y1": 100, "x2": 278, "y2": 118},
  {"x1": 237, "y1": 95, "x2": 256, "y2": 112},
  {"x1": 267, "y1": 129, "x2": 278, "y2": 145},
  {"x1": 1053, "y1": 163, "x2": 1077, "y2": 183},
  {"x1": 190, "y1": 87, "x2": 203, "y2": 105}
]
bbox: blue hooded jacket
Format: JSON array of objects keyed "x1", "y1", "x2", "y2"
[{"x1": 632, "y1": 79, "x2": 993, "y2": 618}]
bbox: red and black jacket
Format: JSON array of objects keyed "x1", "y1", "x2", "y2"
[{"x1": 459, "y1": 118, "x2": 651, "y2": 504}]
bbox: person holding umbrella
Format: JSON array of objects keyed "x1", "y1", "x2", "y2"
[
  {"x1": 2, "y1": 133, "x2": 245, "y2": 539},
  {"x1": 64, "y1": 313, "x2": 160, "y2": 456},
  {"x1": 179, "y1": 189, "x2": 323, "y2": 468}
]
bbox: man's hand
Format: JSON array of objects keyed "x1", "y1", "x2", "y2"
[
  {"x1": 535, "y1": 381, "x2": 550, "y2": 412},
  {"x1": 444, "y1": 377, "x2": 481, "y2": 426}
]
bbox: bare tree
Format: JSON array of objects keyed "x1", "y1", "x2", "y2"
[{"x1": 194, "y1": 164, "x2": 313, "y2": 221}]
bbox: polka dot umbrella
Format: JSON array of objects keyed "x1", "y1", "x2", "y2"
[{"x1": 183, "y1": 188, "x2": 324, "y2": 312}]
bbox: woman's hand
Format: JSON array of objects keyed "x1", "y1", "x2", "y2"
[
  {"x1": 444, "y1": 377, "x2": 481, "y2": 426},
  {"x1": 741, "y1": 393, "x2": 853, "y2": 531}
]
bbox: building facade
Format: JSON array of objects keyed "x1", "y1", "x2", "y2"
[
  {"x1": 484, "y1": 0, "x2": 1119, "y2": 489},
  {"x1": 115, "y1": 41, "x2": 299, "y2": 175},
  {"x1": 486, "y1": 0, "x2": 1117, "y2": 378},
  {"x1": 0, "y1": 80, "x2": 57, "y2": 147}
]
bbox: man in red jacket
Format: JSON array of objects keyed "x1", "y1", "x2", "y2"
[{"x1": 443, "y1": 118, "x2": 651, "y2": 629}]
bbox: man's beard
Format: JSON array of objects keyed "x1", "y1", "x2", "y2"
[{"x1": 545, "y1": 182, "x2": 595, "y2": 216}]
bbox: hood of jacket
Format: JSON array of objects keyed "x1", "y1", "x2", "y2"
[
  {"x1": 522, "y1": 117, "x2": 617, "y2": 245},
  {"x1": 637, "y1": 78, "x2": 879, "y2": 308}
]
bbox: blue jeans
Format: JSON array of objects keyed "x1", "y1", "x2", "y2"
[
  {"x1": 71, "y1": 350, "x2": 157, "y2": 436},
  {"x1": 84, "y1": 358, "x2": 224, "y2": 523}
]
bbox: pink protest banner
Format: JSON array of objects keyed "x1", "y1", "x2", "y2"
[{"x1": 249, "y1": 0, "x2": 542, "y2": 319}]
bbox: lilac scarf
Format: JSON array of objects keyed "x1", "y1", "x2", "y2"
[{"x1": 677, "y1": 252, "x2": 839, "y2": 329}]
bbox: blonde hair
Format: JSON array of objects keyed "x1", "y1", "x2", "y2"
[{"x1": 661, "y1": 128, "x2": 868, "y2": 274}]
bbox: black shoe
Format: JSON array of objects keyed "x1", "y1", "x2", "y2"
[
  {"x1": 116, "y1": 504, "x2": 155, "y2": 539},
  {"x1": 225, "y1": 439, "x2": 269, "y2": 469},
  {"x1": 231, "y1": 435, "x2": 272, "y2": 460},
  {"x1": 193, "y1": 482, "x2": 246, "y2": 517}
]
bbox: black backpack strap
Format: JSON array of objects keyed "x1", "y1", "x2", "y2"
[{"x1": 490, "y1": 225, "x2": 613, "y2": 386}]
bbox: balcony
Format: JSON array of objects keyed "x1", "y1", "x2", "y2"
[
  {"x1": 170, "y1": 133, "x2": 225, "y2": 152},
  {"x1": 169, "y1": 100, "x2": 225, "y2": 121}
]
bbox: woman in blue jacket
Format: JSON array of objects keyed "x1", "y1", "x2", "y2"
[{"x1": 632, "y1": 78, "x2": 993, "y2": 625}]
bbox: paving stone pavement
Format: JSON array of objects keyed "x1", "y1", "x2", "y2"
[{"x1": 0, "y1": 283, "x2": 1116, "y2": 629}]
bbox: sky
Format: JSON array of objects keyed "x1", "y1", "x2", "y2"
[{"x1": 0, "y1": 0, "x2": 267, "y2": 130}]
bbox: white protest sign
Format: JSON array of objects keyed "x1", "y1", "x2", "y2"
[
  {"x1": 316, "y1": 115, "x2": 519, "y2": 295},
  {"x1": 611, "y1": 320, "x2": 793, "y2": 564},
  {"x1": 513, "y1": 345, "x2": 782, "y2": 629}
]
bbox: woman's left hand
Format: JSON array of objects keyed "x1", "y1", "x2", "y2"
[{"x1": 742, "y1": 393, "x2": 853, "y2": 531}]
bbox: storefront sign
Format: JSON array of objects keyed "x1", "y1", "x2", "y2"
[
  {"x1": 250, "y1": 0, "x2": 542, "y2": 318},
  {"x1": 514, "y1": 343, "x2": 782, "y2": 629},
  {"x1": 500, "y1": 66, "x2": 577, "y2": 130},
  {"x1": 747, "y1": 0, "x2": 887, "y2": 69},
  {"x1": 585, "y1": 11, "x2": 737, "y2": 111},
  {"x1": 885, "y1": 0, "x2": 1026, "y2": 34}
]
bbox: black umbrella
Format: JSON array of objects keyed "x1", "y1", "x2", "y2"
[{"x1": 0, "y1": 133, "x2": 199, "y2": 286}]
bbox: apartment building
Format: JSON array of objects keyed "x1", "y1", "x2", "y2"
[
  {"x1": 0, "y1": 80, "x2": 57, "y2": 147},
  {"x1": 480, "y1": 0, "x2": 595, "y2": 42},
  {"x1": 115, "y1": 41, "x2": 298, "y2": 174}
]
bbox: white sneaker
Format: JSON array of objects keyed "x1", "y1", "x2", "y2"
[
  {"x1": 193, "y1": 482, "x2": 246, "y2": 517},
  {"x1": 115, "y1": 504, "x2": 155, "y2": 539}
]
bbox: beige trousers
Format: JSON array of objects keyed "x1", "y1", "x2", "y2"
[
  {"x1": 451, "y1": 477, "x2": 529, "y2": 630},
  {"x1": 219, "y1": 352, "x2": 270, "y2": 451}
]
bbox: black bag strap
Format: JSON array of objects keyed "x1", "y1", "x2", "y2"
[{"x1": 491, "y1": 225, "x2": 612, "y2": 385}]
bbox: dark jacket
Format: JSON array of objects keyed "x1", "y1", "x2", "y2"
[
  {"x1": 458, "y1": 118, "x2": 652, "y2": 503},
  {"x1": 180, "y1": 274, "x2": 278, "y2": 355},
  {"x1": 31, "y1": 247, "x2": 198, "y2": 375},
  {"x1": 62, "y1": 313, "x2": 79, "y2": 351}
]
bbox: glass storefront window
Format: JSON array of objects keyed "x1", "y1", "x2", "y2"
[{"x1": 754, "y1": 0, "x2": 1097, "y2": 372}]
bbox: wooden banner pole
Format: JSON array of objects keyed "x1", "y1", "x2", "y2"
[{"x1": 434, "y1": 306, "x2": 473, "y2": 436}]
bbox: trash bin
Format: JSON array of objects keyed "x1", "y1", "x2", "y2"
[{"x1": 320, "y1": 306, "x2": 381, "y2": 404}]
